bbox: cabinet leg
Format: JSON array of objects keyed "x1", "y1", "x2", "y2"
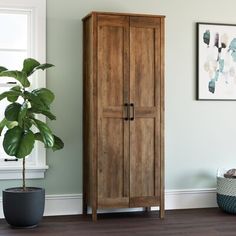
[
  {"x1": 82, "y1": 202, "x2": 87, "y2": 216},
  {"x1": 82, "y1": 193, "x2": 87, "y2": 216},
  {"x1": 145, "y1": 207, "x2": 151, "y2": 212},
  {"x1": 92, "y1": 207, "x2": 97, "y2": 221},
  {"x1": 160, "y1": 202, "x2": 165, "y2": 219}
]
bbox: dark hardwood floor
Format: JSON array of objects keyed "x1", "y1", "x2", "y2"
[{"x1": 0, "y1": 208, "x2": 235, "y2": 236}]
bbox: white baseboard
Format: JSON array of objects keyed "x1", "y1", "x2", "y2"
[
  {"x1": 0, "y1": 188, "x2": 217, "y2": 219},
  {"x1": 43, "y1": 194, "x2": 83, "y2": 216},
  {"x1": 162, "y1": 188, "x2": 217, "y2": 210}
]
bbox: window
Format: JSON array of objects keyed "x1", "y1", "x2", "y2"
[{"x1": 0, "y1": 0, "x2": 47, "y2": 179}]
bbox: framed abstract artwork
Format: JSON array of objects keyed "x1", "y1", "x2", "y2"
[{"x1": 197, "y1": 22, "x2": 236, "y2": 100}]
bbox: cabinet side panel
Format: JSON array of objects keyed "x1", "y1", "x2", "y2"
[
  {"x1": 83, "y1": 16, "x2": 94, "y2": 209},
  {"x1": 160, "y1": 17, "x2": 165, "y2": 218}
]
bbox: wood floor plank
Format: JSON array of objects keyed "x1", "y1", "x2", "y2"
[{"x1": 0, "y1": 208, "x2": 235, "y2": 236}]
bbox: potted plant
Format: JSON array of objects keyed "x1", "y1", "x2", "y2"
[{"x1": 0, "y1": 58, "x2": 64, "y2": 228}]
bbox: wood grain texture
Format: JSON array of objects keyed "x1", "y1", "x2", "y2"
[
  {"x1": 130, "y1": 16, "x2": 161, "y2": 28},
  {"x1": 83, "y1": 12, "x2": 165, "y2": 221},
  {"x1": 98, "y1": 26, "x2": 124, "y2": 107},
  {"x1": 82, "y1": 15, "x2": 87, "y2": 215},
  {"x1": 83, "y1": 16, "x2": 94, "y2": 215},
  {"x1": 91, "y1": 13, "x2": 98, "y2": 222},
  {"x1": 82, "y1": 11, "x2": 165, "y2": 21},
  {"x1": 160, "y1": 17, "x2": 165, "y2": 219},
  {"x1": 97, "y1": 15, "x2": 130, "y2": 209},
  {"x1": 129, "y1": 196, "x2": 160, "y2": 207},
  {"x1": 98, "y1": 15, "x2": 129, "y2": 27},
  {"x1": 98, "y1": 197, "x2": 129, "y2": 208},
  {"x1": 98, "y1": 118, "x2": 125, "y2": 199},
  {"x1": 0, "y1": 209, "x2": 235, "y2": 236},
  {"x1": 129, "y1": 16, "x2": 161, "y2": 208},
  {"x1": 130, "y1": 118, "x2": 155, "y2": 198},
  {"x1": 130, "y1": 27, "x2": 155, "y2": 107}
]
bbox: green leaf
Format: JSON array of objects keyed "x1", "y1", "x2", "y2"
[
  {"x1": 0, "y1": 118, "x2": 8, "y2": 136},
  {"x1": 0, "y1": 119, "x2": 17, "y2": 135},
  {"x1": 7, "y1": 90, "x2": 22, "y2": 102},
  {"x1": 10, "y1": 85, "x2": 22, "y2": 92},
  {"x1": 41, "y1": 110, "x2": 56, "y2": 120},
  {"x1": 6, "y1": 121, "x2": 18, "y2": 129},
  {"x1": 26, "y1": 110, "x2": 35, "y2": 120},
  {"x1": 0, "y1": 89, "x2": 22, "y2": 102},
  {"x1": 22, "y1": 60, "x2": 54, "y2": 76},
  {"x1": 29, "y1": 107, "x2": 56, "y2": 120},
  {"x1": 34, "y1": 132, "x2": 43, "y2": 142},
  {"x1": 32, "y1": 88, "x2": 55, "y2": 106},
  {"x1": 0, "y1": 118, "x2": 18, "y2": 135},
  {"x1": 0, "y1": 70, "x2": 30, "y2": 87},
  {"x1": 0, "y1": 66, "x2": 7, "y2": 72},
  {"x1": 35, "y1": 63, "x2": 54, "y2": 71},
  {"x1": 18, "y1": 101, "x2": 28, "y2": 127},
  {"x1": 24, "y1": 91, "x2": 48, "y2": 110},
  {"x1": 33, "y1": 118, "x2": 54, "y2": 148},
  {"x1": 5, "y1": 103, "x2": 21, "y2": 121},
  {"x1": 22, "y1": 118, "x2": 33, "y2": 130},
  {"x1": 52, "y1": 135, "x2": 64, "y2": 151},
  {"x1": 22, "y1": 58, "x2": 40, "y2": 76},
  {"x1": 0, "y1": 91, "x2": 9, "y2": 101},
  {"x1": 34, "y1": 133, "x2": 63, "y2": 151},
  {"x1": 0, "y1": 91, "x2": 22, "y2": 102},
  {"x1": 3, "y1": 126, "x2": 35, "y2": 158}
]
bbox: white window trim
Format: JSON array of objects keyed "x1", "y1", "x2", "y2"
[{"x1": 0, "y1": 0, "x2": 48, "y2": 179}]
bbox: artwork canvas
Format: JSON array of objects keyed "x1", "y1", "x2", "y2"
[{"x1": 197, "y1": 23, "x2": 236, "y2": 100}]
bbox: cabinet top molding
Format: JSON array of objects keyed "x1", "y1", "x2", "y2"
[{"x1": 82, "y1": 11, "x2": 166, "y2": 21}]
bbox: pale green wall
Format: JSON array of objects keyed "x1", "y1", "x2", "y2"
[{"x1": 1, "y1": 0, "x2": 236, "y2": 194}]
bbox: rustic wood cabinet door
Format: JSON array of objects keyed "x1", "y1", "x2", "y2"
[
  {"x1": 129, "y1": 17, "x2": 162, "y2": 207},
  {"x1": 97, "y1": 15, "x2": 130, "y2": 208}
]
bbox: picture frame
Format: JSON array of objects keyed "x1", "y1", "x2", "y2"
[{"x1": 197, "y1": 22, "x2": 236, "y2": 100}]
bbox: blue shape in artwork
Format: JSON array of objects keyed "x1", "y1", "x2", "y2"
[
  {"x1": 229, "y1": 38, "x2": 236, "y2": 52},
  {"x1": 203, "y1": 30, "x2": 210, "y2": 46},
  {"x1": 214, "y1": 70, "x2": 220, "y2": 81},
  {"x1": 204, "y1": 35, "x2": 236, "y2": 95},
  {"x1": 219, "y1": 59, "x2": 224, "y2": 72},
  {"x1": 209, "y1": 80, "x2": 215, "y2": 93},
  {"x1": 231, "y1": 51, "x2": 236, "y2": 62}
]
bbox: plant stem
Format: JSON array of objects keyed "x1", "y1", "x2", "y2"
[
  {"x1": 22, "y1": 88, "x2": 26, "y2": 191},
  {"x1": 23, "y1": 157, "x2": 26, "y2": 191}
]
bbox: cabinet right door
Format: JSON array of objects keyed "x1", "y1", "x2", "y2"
[{"x1": 129, "y1": 16, "x2": 162, "y2": 207}]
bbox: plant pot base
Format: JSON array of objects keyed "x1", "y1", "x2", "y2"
[
  {"x1": 3, "y1": 187, "x2": 45, "y2": 228},
  {"x1": 11, "y1": 224, "x2": 38, "y2": 229}
]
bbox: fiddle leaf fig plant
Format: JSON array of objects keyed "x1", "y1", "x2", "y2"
[{"x1": 0, "y1": 58, "x2": 64, "y2": 191}]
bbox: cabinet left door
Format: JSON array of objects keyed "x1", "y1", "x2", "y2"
[{"x1": 97, "y1": 14, "x2": 130, "y2": 208}]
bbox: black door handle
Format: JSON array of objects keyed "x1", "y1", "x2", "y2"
[{"x1": 130, "y1": 103, "x2": 134, "y2": 121}]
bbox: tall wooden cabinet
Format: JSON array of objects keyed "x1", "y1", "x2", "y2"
[{"x1": 83, "y1": 12, "x2": 165, "y2": 221}]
